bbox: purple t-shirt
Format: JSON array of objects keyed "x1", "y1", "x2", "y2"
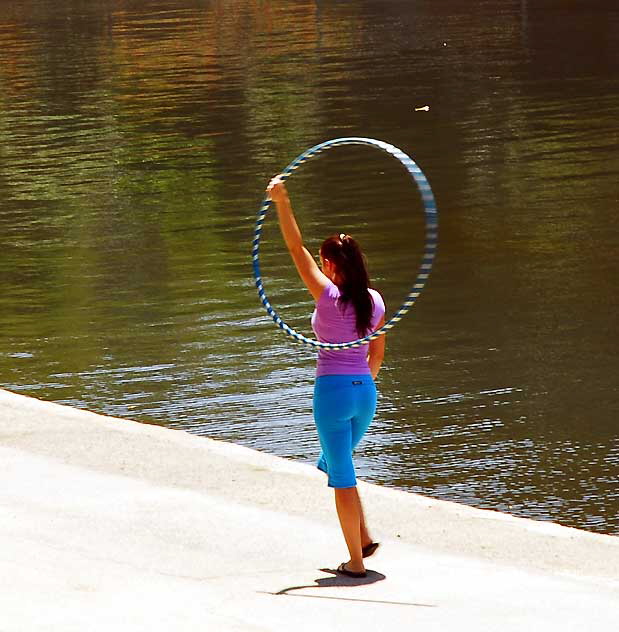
[{"x1": 311, "y1": 281, "x2": 385, "y2": 377}]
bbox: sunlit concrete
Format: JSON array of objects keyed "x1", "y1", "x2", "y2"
[{"x1": 1, "y1": 388, "x2": 618, "y2": 631}]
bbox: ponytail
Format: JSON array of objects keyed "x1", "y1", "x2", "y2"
[{"x1": 320, "y1": 234, "x2": 373, "y2": 337}]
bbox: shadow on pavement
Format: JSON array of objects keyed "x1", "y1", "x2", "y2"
[{"x1": 262, "y1": 568, "x2": 436, "y2": 607}]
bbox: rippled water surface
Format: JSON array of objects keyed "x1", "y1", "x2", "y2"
[{"x1": 1, "y1": 0, "x2": 618, "y2": 534}]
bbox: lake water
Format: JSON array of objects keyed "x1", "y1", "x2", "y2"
[{"x1": 1, "y1": 0, "x2": 617, "y2": 535}]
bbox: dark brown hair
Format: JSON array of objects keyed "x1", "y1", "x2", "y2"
[{"x1": 320, "y1": 234, "x2": 373, "y2": 337}]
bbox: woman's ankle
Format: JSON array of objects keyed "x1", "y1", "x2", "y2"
[{"x1": 345, "y1": 558, "x2": 365, "y2": 572}]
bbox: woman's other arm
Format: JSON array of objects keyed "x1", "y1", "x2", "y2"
[
  {"x1": 367, "y1": 316, "x2": 386, "y2": 379},
  {"x1": 267, "y1": 175, "x2": 329, "y2": 301}
]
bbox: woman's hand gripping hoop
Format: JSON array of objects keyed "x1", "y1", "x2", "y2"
[{"x1": 252, "y1": 137, "x2": 438, "y2": 350}]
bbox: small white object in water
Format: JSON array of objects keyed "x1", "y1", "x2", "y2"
[{"x1": 415, "y1": 105, "x2": 430, "y2": 112}]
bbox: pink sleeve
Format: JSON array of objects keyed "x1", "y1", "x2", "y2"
[
  {"x1": 316, "y1": 280, "x2": 338, "y2": 304},
  {"x1": 370, "y1": 289, "x2": 386, "y2": 328}
]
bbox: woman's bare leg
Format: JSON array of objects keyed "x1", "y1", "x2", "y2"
[
  {"x1": 334, "y1": 487, "x2": 365, "y2": 572},
  {"x1": 355, "y1": 488, "x2": 373, "y2": 549}
]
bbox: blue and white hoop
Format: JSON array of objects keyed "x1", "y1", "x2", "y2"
[{"x1": 252, "y1": 137, "x2": 438, "y2": 349}]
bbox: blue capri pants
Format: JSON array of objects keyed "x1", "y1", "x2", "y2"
[{"x1": 313, "y1": 374, "x2": 377, "y2": 488}]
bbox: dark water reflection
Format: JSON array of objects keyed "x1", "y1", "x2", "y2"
[{"x1": 0, "y1": 0, "x2": 618, "y2": 535}]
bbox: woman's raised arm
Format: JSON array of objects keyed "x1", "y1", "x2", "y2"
[{"x1": 267, "y1": 175, "x2": 329, "y2": 302}]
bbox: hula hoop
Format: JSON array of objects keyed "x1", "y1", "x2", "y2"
[{"x1": 252, "y1": 137, "x2": 438, "y2": 350}]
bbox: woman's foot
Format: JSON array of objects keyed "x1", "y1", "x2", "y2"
[
  {"x1": 337, "y1": 562, "x2": 367, "y2": 578},
  {"x1": 362, "y1": 541, "x2": 380, "y2": 558}
]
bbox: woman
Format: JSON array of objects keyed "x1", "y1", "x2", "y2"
[{"x1": 267, "y1": 175, "x2": 386, "y2": 578}]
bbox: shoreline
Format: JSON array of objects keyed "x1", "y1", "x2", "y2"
[{"x1": 1, "y1": 387, "x2": 618, "y2": 630}]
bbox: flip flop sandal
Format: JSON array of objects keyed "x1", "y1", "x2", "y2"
[
  {"x1": 337, "y1": 562, "x2": 367, "y2": 578},
  {"x1": 362, "y1": 542, "x2": 380, "y2": 558}
]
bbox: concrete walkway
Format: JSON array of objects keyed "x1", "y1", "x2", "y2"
[{"x1": 1, "y1": 388, "x2": 618, "y2": 631}]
